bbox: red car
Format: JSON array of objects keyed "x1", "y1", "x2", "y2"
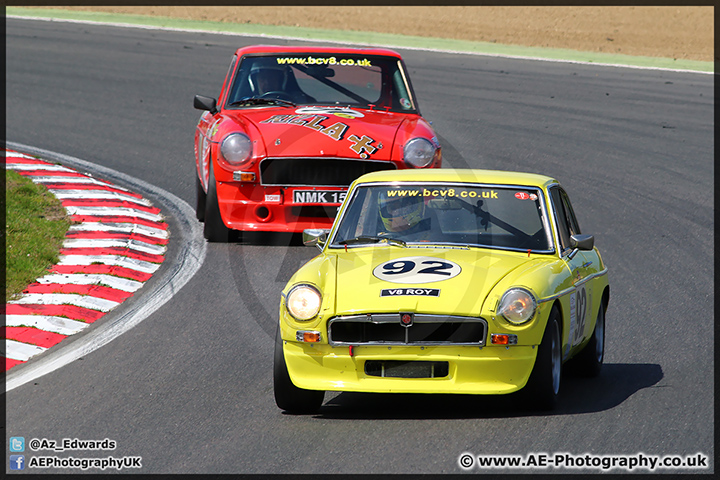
[{"x1": 193, "y1": 45, "x2": 442, "y2": 241}]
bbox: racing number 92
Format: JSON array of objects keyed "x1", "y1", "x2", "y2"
[
  {"x1": 573, "y1": 286, "x2": 588, "y2": 345},
  {"x1": 383, "y1": 260, "x2": 452, "y2": 276},
  {"x1": 373, "y1": 257, "x2": 462, "y2": 284}
]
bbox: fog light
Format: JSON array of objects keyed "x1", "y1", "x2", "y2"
[
  {"x1": 296, "y1": 331, "x2": 322, "y2": 343},
  {"x1": 491, "y1": 334, "x2": 518, "y2": 345}
]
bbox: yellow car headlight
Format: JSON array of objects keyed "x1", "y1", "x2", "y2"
[
  {"x1": 498, "y1": 288, "x2": 537, "y2": 324},
  {"x1": 285, "y1": 284, "x2": 322, "y2": 321}
]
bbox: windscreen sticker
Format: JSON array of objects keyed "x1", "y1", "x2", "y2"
[
  {"x1": 385, "y1": 188, "x2": 498, "y2": 199},
  {"x1": 373, "y1": 256, "x2": 462, "y2": 284},
  {"x1": 515, "y1": 192, "x2": 538, "y2": 201},
  {"x1": 275, "y1": 56, "x2": 373, "y2": 67}
]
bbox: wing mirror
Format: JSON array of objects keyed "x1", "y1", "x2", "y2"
[
  {"x1": 567, "y1": 234, "x2": 594, "y2": 259},
  {"x1": 194, "y1": 95, "x2": 218, "y2": 114},
  {"x1": 303, "y1": 229, "x2": 330, "y2": 250}
]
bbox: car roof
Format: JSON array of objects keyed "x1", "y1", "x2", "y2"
[
  {"x1": 234, "y1": 45, "x2": 403, "y2": 59},
  {"x1": 353, "y1": 168, "x2": 558, "y2": 188}
]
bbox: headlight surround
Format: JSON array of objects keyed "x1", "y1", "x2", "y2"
[
  {"x1": 285, "y1": 284, "x2": 322, "y2": 321},
  {"x1": 219, "y1": 133, "x2": 252, "y2": 167},
  {"x1": 497, "y1": 288, "x2": 537, "y2": 325},
  {"x1": 403, "y1": 137, "x2": 436, "y2": 168}
]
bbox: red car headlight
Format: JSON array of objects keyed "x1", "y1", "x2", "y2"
[
  {"x1": 403, "y1": 137, "x2": 436, "y2": 168},
  {"x1": 219, "y1": 133, "x2": 252, "y2": 168}
]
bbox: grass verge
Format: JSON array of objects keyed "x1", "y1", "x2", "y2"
[{"x1": 5, "y1": 169, "x2": 71, "y2": 301}]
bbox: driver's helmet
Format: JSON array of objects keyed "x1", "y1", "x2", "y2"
[
  {"x1": 378, "y1": 190, "x2": 425, "y2": 232},
  {"x1": 249, "y1": 58, "x2": 287, "y2": 95}
]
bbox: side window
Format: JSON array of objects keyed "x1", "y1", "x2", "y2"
[
  {"x1": 218, "y1": 55, "x2": 237, "y2": 105},
  {"x1": 560, "y1": 189, "x2": 582, "y2": 237},
  {"x1": 549, "y1": 187, "x2": 572, "y2": 252}
]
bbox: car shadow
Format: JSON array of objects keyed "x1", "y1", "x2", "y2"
[
  {"x1": 300, "y1": 363, "x2": 662, "y2": 419},
  {"x1": 232, "y1": 231, "x2": 305, "y2": 246}
]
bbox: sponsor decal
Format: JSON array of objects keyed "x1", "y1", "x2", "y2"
[
  {"x1": 515, "y1": 191, "x2": 537, "y2": 201},
  {"x1": 261, "y1": 111, "x2": 385, "y2": 158},
  {"x1": 373, "y1": 256, "x2": 462, "y2": 284},
  {"x1": 275, "y1": 56, "x2": 373, "y2": 67},
  {"x1": 385, "y1": 188, "x2": 498, "y2": 199},
  {"x1": 296, "y1": 106, "x2": 365, "y2": 118},
  {"x1": 381, "y1": 288, "x2": 440, "y2": 297}
]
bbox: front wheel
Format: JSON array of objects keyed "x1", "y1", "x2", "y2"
[
  {"x1": 273, "y1": 328, "x2": 324, "y2": 414},
  {"x1": 195, "y1": 175, "x2": 206, "y2": 222},
  {"x1": 203, "y1": 162, "x2": 231, "y2": 242},
  {"x1": 524, "y1": 307, "x2": 562, "y2": 411}
]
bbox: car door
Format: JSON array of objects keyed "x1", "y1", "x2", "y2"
[{"x1": 549, "y1": 186, "x2": 595, "y2": 358}]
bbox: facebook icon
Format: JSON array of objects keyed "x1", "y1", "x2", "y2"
[{"x1": 10, "y1": 455, "x2": 25, "y2": 470}]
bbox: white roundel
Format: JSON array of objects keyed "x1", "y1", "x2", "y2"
[{"x1": 372, "y1": 256, "x2": 462, "y2": 284}]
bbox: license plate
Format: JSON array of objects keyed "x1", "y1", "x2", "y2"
[{"x1": 292, "y1": 190, "x2": 346, "y2": 204}]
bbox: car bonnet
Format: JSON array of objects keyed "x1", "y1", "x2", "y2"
[
  {"x1": 241, "y1": 107, "x2": 407, "y2": 160},
  {"x1": 331, "y1": 247, "x2": 534, "y2": 317}
]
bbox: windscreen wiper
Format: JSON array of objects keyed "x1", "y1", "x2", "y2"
[
  {"x1": 229, "y1": 97, "x2": 296, "y2": 107},
  {"x1": 338, "y1": 235, "x2": 407, "y2": 247}
]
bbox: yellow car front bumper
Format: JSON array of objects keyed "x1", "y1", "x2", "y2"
[{"x1": 282, "y1": 341, "x2": 539, "y2": 395}]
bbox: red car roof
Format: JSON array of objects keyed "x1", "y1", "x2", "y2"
[{"x1": 233, "y1": 44, "x2": 403, "y2": 59}]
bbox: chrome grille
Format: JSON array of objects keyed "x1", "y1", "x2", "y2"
[
  {"x1": 328, "y1": 314, "x2": 487, "y2": 346},
  {"x1": 260, "y1": 158, "x2": 396, "y2": 186}
]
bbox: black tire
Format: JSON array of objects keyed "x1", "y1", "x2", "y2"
[
  {"x1": 524, "y1": 307, "x2": 562, "y2": 411},
  {"x1": 571, "y1": 300, "x2": 605, "y2": 377},
  {"x1": 195, "y1": 174, "x2": 206, "y2": 222},
  {"x1": 273, "y1": 328, "x2": 324, "y2": 414},
  {"x1": 203, "y1": 163, "x2": 231, "y2": 242}
]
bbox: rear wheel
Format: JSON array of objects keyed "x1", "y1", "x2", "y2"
[
  {"x1": 572, "y1": 300, "x2": 605, "y2": 377},
  {"x1": 524, "y1": 307, "x2": 562, "y2": 411},
  {"x1": 273, "y1": 328, "x2": 324, "y2": 414},
  {"x1": 203, "y1": 163, "x2": 231, "y2": 242}
]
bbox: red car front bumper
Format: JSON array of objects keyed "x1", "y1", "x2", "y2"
[{"x1": 216, "y1": 181, "x2": 345, "y2": 232}]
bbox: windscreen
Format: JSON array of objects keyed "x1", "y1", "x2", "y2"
[
  {"x1": 226, "y1": 54, "x2": 417, "y2": 113},
  {"x1": 330, "y1": 183, "x2": 553, "y2": 252}
]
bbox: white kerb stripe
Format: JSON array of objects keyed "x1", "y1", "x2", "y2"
[
  {"x1": 9, "y1": 294, "x2": 120, "y2": 312},
  {"x1": 62, "y1": 238, "x2": 167, "y2": 256},
  {"x1": 68, "y1": 222, "x2": 169, "y2": 239},
  {"x1": 28, "y1": 176, "x2": 120, "y2": 188},
  {"x1": 49, "y1": 189, "x2": 153, "y2": 206},
  {"x1": 5, "y1": 315, "x2": 89, "y2": 336},
  {"x1": 6, "y1": 163, "x2": 76, "y2": 172},
  {"x1": 2, "y1": 340, "x2": 48, "y2": 362},
  {"x1": 35, "y1": 273, "x2": 144, "y2": 292},
  {"x1": 64, "y1": 206, "x2": 163, "y2": 222},
  {"x1": 5, "y1": 152, "x2": 37, "y2": 160},
  {"x1": 58, "y1": 254, "x2": 162, "y2": 273}
]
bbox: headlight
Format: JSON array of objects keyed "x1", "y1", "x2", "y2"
[
  {"x1": 285, "y1": 284, "x2": 322, "y2": 321},
  {"x1": 403, "y1": 137, "x2": 436, "y2": 168},
  {"x1": 497, "y1": 288, "x2": 537, "y2": 324},
  {"x1": 220, "y1": 133, "x2": 252, "y2": 166}
]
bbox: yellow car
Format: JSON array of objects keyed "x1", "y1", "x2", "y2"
[{"x1": 274, "y1": 169, "x2": 609, "y2": 413}]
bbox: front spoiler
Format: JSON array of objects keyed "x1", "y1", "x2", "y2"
[{"x1": 282, "y1": 340, "x2": 538, "y2": 395}]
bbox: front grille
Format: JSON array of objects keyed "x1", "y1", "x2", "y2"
[
  {"x1": 365, "y1": 360, "x2": 449, "y2": 378},
  {"x1": 328, "y1": 314, "x2": 487, "y2": 346},
  {"x1": 260, "y1": 158, "x2": 396, "y2": 186}
]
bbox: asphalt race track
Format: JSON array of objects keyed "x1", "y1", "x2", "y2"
[{"x1": 5, "y1": 18, "x2": 714, "y2": 474}]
